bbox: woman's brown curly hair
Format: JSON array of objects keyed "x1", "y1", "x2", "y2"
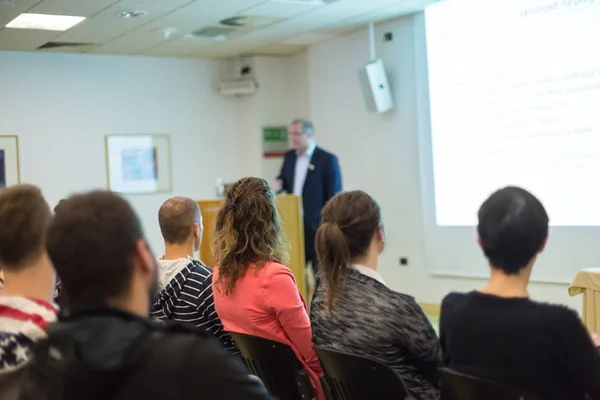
[{"x1": 213, "y1": 177, "x2": 289, "y2": 296}]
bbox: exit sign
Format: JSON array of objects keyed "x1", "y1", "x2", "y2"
[{"x1": 263, "y1": 126, "x2": 288, "y2": 157}]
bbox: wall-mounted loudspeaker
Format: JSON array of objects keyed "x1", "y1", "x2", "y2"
[{"x1": 358, "y1": 59, "x2": 394, "y2": 114}]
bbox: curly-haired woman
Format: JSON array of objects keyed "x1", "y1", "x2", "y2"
[{"x1": 212, "y1": 177, "x2": 324, "y2": 400}]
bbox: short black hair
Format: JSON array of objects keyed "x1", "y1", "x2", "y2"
[
  {"x1": 158, "y1": 197, "x2": 201, "y2": 244},
  {"x1": 0, "y1": 184, "x2": 51, "y2": 270},
  {"x1": 47, "y1": 190, "x2": 145, "y2": 306},
  {"x1": 478, "y1": 186, "x2": 549, "y2": 274}
]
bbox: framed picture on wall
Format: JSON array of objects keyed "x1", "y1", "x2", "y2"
[
  {"x1": 105, "y1": 134, "x2": 172, "y2": 195},
  {"x1": 0, "y1": 136, "x2": 20, "y2": 189}
]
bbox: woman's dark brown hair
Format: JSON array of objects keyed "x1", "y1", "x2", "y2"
[
  {"x1": 316, "y1": 190, "x2": 381, "y2": 312},
  {"x1": 213, "y1": 177, "x2": 289, "y2": 296}
]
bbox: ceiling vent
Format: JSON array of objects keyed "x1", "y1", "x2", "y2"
[
  {"x1": 219, "y1": 15, "x2": 280, "y2": 29},
  {"x1": 183, "y1": 26, "x2": 237, "y2": 41},
  {"x1": 184, "y1": 16, "x2": 281, "y2": 41},
  {"x1": 37, "y1": 41, "x2": 96, "y2": 52}
]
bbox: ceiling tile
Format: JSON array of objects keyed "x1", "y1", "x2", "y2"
[
  {"x1": 0, "y1": 28, "x2": 58, "y2": 50},
  {"x1": 29, "y1": 0, "x2": 118, "y2": 17},
  {"x1": 0, "y1": 0, "x2": 41, "y2": 27},
  {"x1": 236, "y1": 21, "x2": 309, "y2": 42},
  {"x1": 192, "y1": 39, "x2": 267, "y2": 58},
  {"x1": 144, "y1": 0, "x2": 266, "y2": 28},
  {"x1": 380, "y1": 0, "x2": 439, "y2": 14},
  {"x1": 283, "y1": 32, "x2": 334, "y2": 45},
  {"x1": 241, "y1": 1, "x2": 323, "y2": 19},
  {"x1": 252, "y1": 42, "x2": 306, "y2": 55},
  {"x1": 118, "y1": 0, "x2": 195, "y2": 7},
  {"x1": 143, "y1": 38, "x2": 216, "y2": 57},
  {"x1": 54, "y1": 3, "x2": 174, "y2": 43},
  {"x1": 313, "y1": 22, "x2": 363, "y2": 35},
  {"x1": 91, "y1": 31, "x2": 165, "y2": 54},
  {"x1": 143, "y1": 46, "x2": 195, "y2": 57},
  {"x1": 314, "y1": 0, "x2": 436, "y2": 34},
  {"x1": 328, "y1": 0, "x2": 404, "y2": 12},
  {"x1": 288, "y1": 3, "x2": 370, "y2": 22}
]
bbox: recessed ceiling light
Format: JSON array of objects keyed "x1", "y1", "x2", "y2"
[
  {"x1": 6, "y1": 13, "x2": 85, "y2": 31},
  {"x1": 120, "y1": 10, "x2": 148, "y2": 19}
]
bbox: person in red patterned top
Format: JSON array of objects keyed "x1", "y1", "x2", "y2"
[{"x1": 0, "y1": 185, "x2": 57, "y2": 386}]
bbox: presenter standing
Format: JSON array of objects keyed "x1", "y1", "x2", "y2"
[{"x1": 276, "y1": 119, "x2": 342, "y2": 281}]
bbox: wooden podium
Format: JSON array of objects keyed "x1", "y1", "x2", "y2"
[
  {"x1": 197, "y1": 194, "x2": 307, "y2": 299},
  {"x1": 570, "y1": 268, "x2": 600, "y2": 334}
]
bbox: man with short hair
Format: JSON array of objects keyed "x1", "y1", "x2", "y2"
[
  {"x1": 19, "y1": 191, "x2": 272, "y2": 399},
  {"x1": 276, "y1": 119, "x2": 342, "y2": 276},
  {"x1": 0, "y1": 185, "x2": 57, "y2": 399},
  {"x1": 0, "y1": 185, "x2": 57, "y2": 371},
  {"x1": 440, "y1": 186, "x2": 600, "y2": 400},
  {"x1": 151, "y1": 197, "x2": 237, "y2": 353}
]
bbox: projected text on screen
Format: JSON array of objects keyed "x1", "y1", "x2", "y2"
[{"x1": 425, "y1": 0, "x2": 600, "y2": 226}]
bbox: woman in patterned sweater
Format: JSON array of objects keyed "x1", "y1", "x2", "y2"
[{"x1": 309, "y1": 191, "x2": 441, "y2": 400}]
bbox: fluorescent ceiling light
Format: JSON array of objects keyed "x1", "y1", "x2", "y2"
[{"x1": 6, "y1": 13, "x2": 85, "y2": 31}]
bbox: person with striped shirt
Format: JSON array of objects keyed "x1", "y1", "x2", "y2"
[
  {"x1": 150, "y1": 197, "x2": 238, "y2": 354},
  {"x1": 0, "y1": 185, "x2": 57, "y2": 397}
]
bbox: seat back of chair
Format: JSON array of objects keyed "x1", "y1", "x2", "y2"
[
  {"x1": 439, "y1": 368, "x2": 541, "y2": 400},
  {"x1": 229, "y1": 332, "x2": 315, "y2": 400},
  {"x1": 314, "y1": 346, "x2": 414, "y2": 400}
]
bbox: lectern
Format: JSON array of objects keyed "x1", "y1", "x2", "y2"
[
  {"x1": 197, "y1": 194, "x2": 307, "y2": 300},
  {"x1": 570, "y1": 268, "x2": 600, "y2": 334}
]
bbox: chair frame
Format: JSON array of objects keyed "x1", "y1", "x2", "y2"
[
  {"x1": 229, "y1": 332, "x2": 315, "y2": 400},
  {"x1": 439, "y1": 368, "x2": 541, "y2": 400},
  {"x1": 315, "y1": 346, "x2": 417, "y2": 400}
]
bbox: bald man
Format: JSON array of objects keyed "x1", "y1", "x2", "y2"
[{"x1": 150, "y1": 197, "x2": 237, "y2": 354}]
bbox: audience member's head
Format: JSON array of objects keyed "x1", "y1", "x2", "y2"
[
  {"x1": 316, "y1": 190, "x2": 383, "y2": 311},
  {"x1": 478, "y1": 186, "x2": 549, "y2": 276},
  {"x1": 158, "y1": 197, "x2": 203, "y2": 253},
  {"x1": 0, "y1": 185, "x2": 52, "y2": 268},
  {"x1": 289, "y1": 118, "x2": 315, "y2": 152},
  {"x1": 47, "y1": 190, "x2": 158, "y2": 314},
  {"x1": 214, "y1": 177, "x2": 288, "y2": 295}
]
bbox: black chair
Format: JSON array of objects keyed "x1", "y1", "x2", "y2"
[
  {"x1": 314, "y1": 346, "x2": 416, "y2": 400},
  {"x1": 439, "y1": 368, "x2": 541, "y2": 400},
  {"x1": 229, "y1": 332, "x2": 316, "y2": 400}
]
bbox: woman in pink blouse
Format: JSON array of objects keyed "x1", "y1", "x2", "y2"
[{"x1": 212, "y1": 177, "x2": 324, "y2": 400}]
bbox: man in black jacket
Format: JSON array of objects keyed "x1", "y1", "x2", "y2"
[{"x1": 19, "y1": 190, "x2": 273, "y2": 400}]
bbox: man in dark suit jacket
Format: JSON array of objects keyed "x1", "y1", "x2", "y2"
[{"x1": 276, "y1": 119, "x2": 342, "y2": 275}]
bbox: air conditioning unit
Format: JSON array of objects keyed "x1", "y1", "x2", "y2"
[{"x1": 217, "y1": 78, "x2": 259, "y2": 96}]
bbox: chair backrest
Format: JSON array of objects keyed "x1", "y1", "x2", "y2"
[
  {"x1": 439, "y1": 368, "x2": 541, "y2": 400},
  {"x1": 229, "y1": 332, "x2": 315, "y2": 400},
  {"x1": 314, "y1": 346, "x2": 415, "y2": 400}
]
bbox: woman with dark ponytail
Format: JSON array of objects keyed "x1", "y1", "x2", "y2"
[{"x1": 310, "y1": 191, "x2": 441, "y2": 400}]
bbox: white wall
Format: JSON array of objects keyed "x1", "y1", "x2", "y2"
[
  {"x1": 232, "y1": 54, "x2": 310, "y2": 182},
  {"x1": 306, "y1": 15, "x2": 581, "y2": 311},
  {"x1": 0, "y1": 51, "x2": 242, "y2": 255}
]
